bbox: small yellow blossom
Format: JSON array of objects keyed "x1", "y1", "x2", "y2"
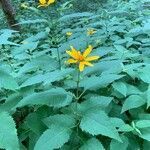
[
  {"x1": 87, "y1": 28, "x2": 97, "y2": 36},
  {"x1": 66, "y1": 32, "x2": 72, "y2": 37},
  {"x1": 38, "y1": 0, "x2": 55, "y2": 8},
  {"x1": 66, "y1": 45, "x2": 100, "y2": 71}
]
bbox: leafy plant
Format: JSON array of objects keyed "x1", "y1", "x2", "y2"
[{"x1": 0, "y1": 0, "x2": 150, "y2": 149}]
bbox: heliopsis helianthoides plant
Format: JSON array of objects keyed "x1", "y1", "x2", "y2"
[
  {"x1": 66, "y1": 45, "x2": 100, "y2": 72},
  {"x1": 38, "y1": 0, "x2": 55, "y2": 7}
]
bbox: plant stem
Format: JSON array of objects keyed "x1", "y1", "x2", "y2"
[
  {"x1": 75, "y1": 70, "x2": 80, "y2": 112},
  {"x1": 56, "y1": 47, "x2": 61, "y2": 70}
]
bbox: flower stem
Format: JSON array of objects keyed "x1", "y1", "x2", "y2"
[
  {"x1": 56, "y1": 47, "x2": 61, "y2": 70},
  {"x1": 75, "y1": 70, "x2": 80, "y2": 112}
]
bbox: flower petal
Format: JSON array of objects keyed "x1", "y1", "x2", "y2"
[
  {"x1": 83, "y1": 45, "x2": 93, "y2": 57},
  {"x1": 79, "y1": 62, "x2": 85, "y2": 72},
  {"x1": 66, "y1": 50, "x2": 78, "y2": 60},
  {"x1": 67, "y1": 59, "x2": 78, "y2": 64},
  {"x1": 39, "y1": 0, "x2": 46, "y2": 5},
  {"x1": 48, "y1": 0, "x2": 55, "y2": 5},
  {"x1": 85, "y1": 56, "x2": 100, "y2": 61},
  {"x1": 83, "y1": 61, "x2": 93, "y2": 66}
]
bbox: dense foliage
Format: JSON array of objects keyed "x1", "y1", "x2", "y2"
[{"x1": 0, "y1": 0, "x2": 150, "y2": 149}]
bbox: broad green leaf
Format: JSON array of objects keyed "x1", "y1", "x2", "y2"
[
  {"x1": 26, "y1": 113, "x2": 47, "y2": 135},
  {"x1": 146, "y1": 85, "x2": 150, "y2": 108},
  {"x1": 34, "y1": 125, "x2": 71, "y2": 150},
  {"x1": 110, "y1": 135, "x2": 128, "y2": 150},
  {"x1": 18, "y1": 56, "x2": 58, "y2": 75},
  {"x1": 79, "y1": 138, "x2": 104, "y2": 150},
  {"x1": 17, "y1": 19, "x2": 48, "y2": 25},
  {"x1": 79, "y1": 96, "x2": 113, "y2": 114},
  {"x1": 43, "y1": 114, "x2": 75, "y2": 128},
  {"x1": 59, "y1": 12, "x2": 93, "y2": 21},
  {"x1": 136, "y1": 120, "x2": 150, "y2": 129},
  {"x1": 138, "y1": 65, "x2": 150, "y2": 83},
  {"x1": 80, "y1": 74, "x2": 124, "y2": 91},
  {"x1": 0, "y1": 93, "x2": 22, "y2": 113},
  {"x1": 0, "y1": 69, "x2": 19, "y2": 90},
  {"x1": 80, "y1": 110, "x2": 121, "y2": 142},
  {"x1": 0, "y1": 112, "x2": 19, "y2": 150},
  {"x1": 0, "y1": 29, "x2": 19, "y2": 45},
  {"x1": 112, "y1": 81, "x2": 127, "y2": 97},
  {"x1": 121, "y1": 95, "x2": 146, "y2": 113},
  {"x1": 16, "y1": 88, "x2": 73, "y2": 108},
  {"x1": 140, "y1": 128, "x2": 150, "y2": 141},
  {"x1": 118, "y1": 124, "x2": 134, "y2": 132}
]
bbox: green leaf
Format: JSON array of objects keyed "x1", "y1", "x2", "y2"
[
  {"x1": 112, "y1": 81, "x2": 127, "y2": 97},
  {"x1": 138, "y1": 65, "x2": 150, "y2": 83},
  {"x1": 110, "y1": 135, "x2": 128, "y2": 150},
  {"x1": 79, "y1": 138, "x2": 104, "y2": 150},
  {"x1": 140, "y1": 128, "x2": 150, "y2": 141},
  {"x1": 0, "y1": 29, "x2": 19, "y2": 45},
  {"x1": 121, "y1": 95, "x2": 146, "y2": 113},
  {"x1": 146, "y1": 85, "x2": 150, "y2": 108},
  {"x1": 34, "y1": 125, "x2": 71, "y2": 150},
  {"x1": 20, "y1": 68, "x2": 74, "y2": 88},
  {"x1": 0, "y1": 112, "x2": 19, "y2": 150},
  {"x1": 17, "y1": 19, "x2": 48, "y2": 25},
  {"x1": 143, "y1": 140, "x2": 150, "y2": 150},
  {"x1": 79, "y1": 96, "x2": 113, "y2": 114},
  {"x1": 16, "y1": 88, "x2": 73, "y2": 108},
  {"x1": 136, "y1": 120, "x2": 150, "y2": 129},
  {"x1": 43, "y1": 114, "x2": 75, "y2": 128},
  {"x1": 80, "y1": 74, "x2": 124, "y2": 91},
  {"x1": 0, "y1": 69, "x2": 19, "y2": 90},
  {"x1": 0, "y1": 93, "x2": 22, "y2": 113},
  {"x1": 18, "y1": 56, "x2": 58, "y2": 75},
  {"x1": 118, "y1": 124, "x2": 134, "y2": 132},
  {"x1": 59, "y1": 12, "x2": 93, "y2": 21},
  {"x1": 80, "y1": 110, "x2": 121, "y2": 142},
  {"x1": 26, "y1": 113, "x2": 47, "y2": 135}
]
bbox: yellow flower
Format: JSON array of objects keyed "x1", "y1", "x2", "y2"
[
  {"x1": 66, "y1": 32, "x2": 72, "y2": 37},
  {"x1": 87, "y1": 28, "x2": 97, "y2": 36},
  {"x1": 66, "y1": 45, "x2": 100, "y2": 71},
  {"x1": 38, "y1": 0, "x2": 55, "y2": 7}
]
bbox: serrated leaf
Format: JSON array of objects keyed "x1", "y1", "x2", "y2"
[
  {"x1": 79, "y1": 96, "x2": 113, "y2": 113},
  {"x1": 79, "y1": 138, "x2": 104, "y2": 150},
  {"x1": 80, "y1": 74, "x2": 124, "y2": 91},
  {"x1": 26, "y1": 113, "x2": 47, "y2": 135},
  {"x1": 16, "y1": 88, "x2": 73, "y2": 108},
  {"x1": 43, "y1": 114, "x2": 76, "y2": 128},
  {"x1": 18, "y1": 56, "x2": 58, "y2": 75},
  {"x1": 0, "y1": 112, "x2": 19, "y2": 150},
  {"x1": 80, "y1": 111, "x2": 121, "y2": 142},
  {"x1": 0, "y1": 69, "x2": 19, "y2": 90},
  {"x1": 34, "y1": 125, "x2": 71, "y2": 150},
  {"x1": 121, "y1": 95, "x2": 146, "y2": 113}
]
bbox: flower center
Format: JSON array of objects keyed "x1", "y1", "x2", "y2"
[{"x1": 77, "y1": 51, "x2": 85, "y2": 61}]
